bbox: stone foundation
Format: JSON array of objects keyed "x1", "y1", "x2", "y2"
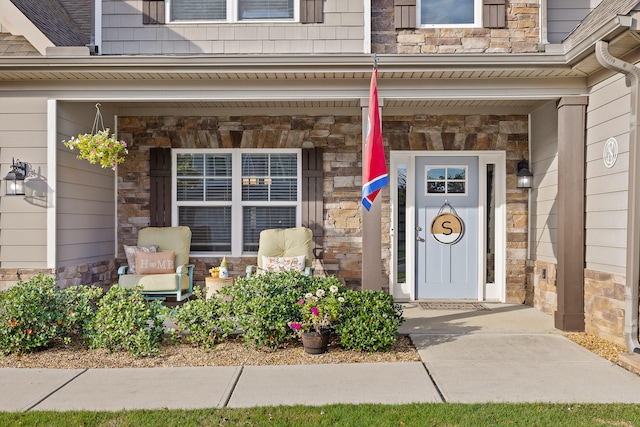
[
  {"x1": 584, "y1": 269, "x2": 626, "y2": 347},
  {"x1": 55, "y1": 259, "x2": 118, "y2": 291},
  {"x1": 0, "y1": 268, "x2": 56, "y2": 291},
  {"x1": 531, "y1": 260, "x2": 557, "y2": 315}
]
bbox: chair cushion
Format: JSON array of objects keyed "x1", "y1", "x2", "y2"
[
  {"x1": 262, "y1": 255, "x2": 306, "y2": 273},
  {"x1": 137, "y1": 226, "x2": 191, "y2": 269},
  {"x1": 123, "y1": 245, "x2": 157, "y2": 274},
  {"x1": 257, "y1": 227, "x2": 313, "y2": 269},
  {"x1": 135, "y1": 251, "x2": 175, "y2": 274},
  {"x1": 119, "y1": 273, "x2": 188, "y2": 291}
]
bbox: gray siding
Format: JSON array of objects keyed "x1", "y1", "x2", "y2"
[
  {"x1": 584, "y1": 72, "x2": 630, "y2": 275},
  {"x1": 546, "y1": 0, "x2": 601, "y2": 44},
  {"x1": 101, "y1": 0, "x2": 365, "y2": 55},
  {"x1": 56, "y1": 102, "x2": 117, "y2": 267},
  {"x1": 0, "y1": 98, "x2": 48, "y2": 268},
  {"x1": 530, "y1": 101, "x2": 558, "y2": 264}
]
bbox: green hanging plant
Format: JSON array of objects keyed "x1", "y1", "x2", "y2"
[
  {"x1": 62, "y1": 104, "x2": 128, "y2": 170},
  {"x1": 63, "y1": 129, "x2": 128, "y2": 170}
]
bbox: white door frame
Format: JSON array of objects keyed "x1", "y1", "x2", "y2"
[{"x1": 389, "y1": 151, "x2": 506, "y2": 302}]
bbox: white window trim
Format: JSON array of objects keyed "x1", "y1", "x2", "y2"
[
  {"x1": 172, "y1": 148, "x2": 302, "y2": 258},
  {"x1": 166, "y1": 0, "x2": 300, "y2": 24},
  {"x1": 417, "y1": 0, "x2": 482, "y2": 29}
]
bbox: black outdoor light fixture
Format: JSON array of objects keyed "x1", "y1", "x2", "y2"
[
  {"x1": 516, "y1": 160, "x2": 533, "y2": 189},
  {"x1": 5, "y1": 158, "x2": 27, "y2": 196}
]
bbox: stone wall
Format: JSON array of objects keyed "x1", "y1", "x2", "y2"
[
  {"x1": 117, "y1": 113, "x2": 529, "y2": 301},
  {"x1": 117, "y1": 115, "x2": 365, "y2": 290},
  {"x1": 531, "y1": 260, "x2": 557, "y2": 314},
  {"x1": 584, "y1": 269, "x2": 626, "y2": 347},
  {"x1": 385, "y1": 114, "x2": 530, "y2": 302},
  {"x1": 55, "y1": 259, "x2": 118, "y2": 291},
  {"x1": 0, "y1": 268, "x2": 56, "y2": 291},
  {"x1": 372, "y1": 0, "x2": 540, "y2": 54}
]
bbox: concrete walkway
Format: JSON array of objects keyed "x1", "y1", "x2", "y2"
[{"x1": 1, "y1": 303, "x2": 640, "y2": 411}]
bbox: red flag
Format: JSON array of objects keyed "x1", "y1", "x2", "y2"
[{"x1": 362, "y1": 67, "x2": 388, "y2": 211}]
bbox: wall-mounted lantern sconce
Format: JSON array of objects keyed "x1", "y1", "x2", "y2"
[
  {"x1": 516, "y1": 160, "x2": 533, "y2": 189},
  {"x1": 5, "y1": 158, "x2": 27, "y2": 196}
]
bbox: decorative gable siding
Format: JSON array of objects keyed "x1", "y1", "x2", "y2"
[
  {"x1": 101, "y1": 0, "x2": 364, "y2": 55},
  {"x1": 373, "y1": 0, "x2": 540, "y2": 54}
]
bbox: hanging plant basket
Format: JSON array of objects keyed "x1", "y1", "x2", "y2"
[{"x1": 62, "y1": 104, "x2": 128, "y2": 170}]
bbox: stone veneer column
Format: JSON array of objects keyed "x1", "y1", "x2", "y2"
[{"x1": 555, "y1": 96, "x2": 588, "y2": 331}]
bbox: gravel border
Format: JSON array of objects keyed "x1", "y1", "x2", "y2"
[
  {"x1": 0, "y1": 333, "x2": 626, "y2": 369},
  {"x1": 0, "y1": 336, "x2": 421, "y2": 369}
]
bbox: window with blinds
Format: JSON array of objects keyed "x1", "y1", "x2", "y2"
[
  {"x1": 174, "y1": 150, "x2": 300, "y2": 254},
  {"x1": 172, "y1": 0, "x2": 226, "y2": 20},
  {"x1": 170, "y1": 0, "x2": 294, "y2": 21},
  {"x1": 238, "y1": 0, "x2": 293, "y2": 19}
]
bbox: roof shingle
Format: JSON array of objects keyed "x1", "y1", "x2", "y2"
[{"x1": 10, "y1": 0, "x2": 89, "y2": 47}]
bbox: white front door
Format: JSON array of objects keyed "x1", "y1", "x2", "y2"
[{"x1": 415, "y1": 156, "x2": 479, "y2": 299}]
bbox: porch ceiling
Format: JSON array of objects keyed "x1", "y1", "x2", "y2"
[{"x1": 110, "y1": 98, "x2": 548, "y2": 115}]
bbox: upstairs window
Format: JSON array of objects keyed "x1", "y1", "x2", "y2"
[
  {"x1": 418, "y1": 0, "x2": 481, "y2": 27},
  {"x1": 170, "y1": 0, "x2": 295, "y2": 22}
]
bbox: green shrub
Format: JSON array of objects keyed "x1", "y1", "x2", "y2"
[
  {"x1": 220, "y1": 271, "x2": 310, "y2": 349},
  {"x1": 336, "y1": 290, "x2": 404, "y2": 352},
  {"x1": 57, "y1": 285, "x2": 103, "y2": 343},
  {"x1": 87, "y1": 285, "x2": 167, "y2": 357},
  {"x1": 172, "y1": 287, "x2": 235, "y2": 349},
  {"x1": 0, "y1": 275, "x2": 63, "y2": 354},
  {"x1": 0, "y1": 275, "x2": 104, "y2": 354}
]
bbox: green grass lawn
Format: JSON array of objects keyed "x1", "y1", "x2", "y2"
[{"x1": 2, "y1": 403, "x2": 639, "y2": 427}]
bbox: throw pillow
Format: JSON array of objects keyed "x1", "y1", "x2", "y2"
[
  {"x1": 135, "y1": 250, "x2": 176, "y2": 274},
  {"x1": 262, "y1": 255, "x2": 306, "y2": 273},
  {"x1": 123, "y1": 245, "x2": 157, "y2": 274}
]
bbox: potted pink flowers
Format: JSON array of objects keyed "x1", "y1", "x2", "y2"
[{"x1": 289, "y1": 285, "x2": 344, "y2": 354}]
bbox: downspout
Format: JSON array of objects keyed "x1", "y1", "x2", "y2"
[{"x1": 595, "y1": 40, "x2": 640, "y2": 354}]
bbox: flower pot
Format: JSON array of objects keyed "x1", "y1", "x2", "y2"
[{"x1": 301, "y1": 330, "x2": 331, "y2": 354}]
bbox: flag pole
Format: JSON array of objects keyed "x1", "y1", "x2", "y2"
[
  {"x1": 361, "y1": 54, "x2": 386, "y2": 290},
  {"x1": 361, "y1": 53, "x2": 388, "y2": 211}
]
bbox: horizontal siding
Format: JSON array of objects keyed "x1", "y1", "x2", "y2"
[
  {"x1": 57, "y1": 213, "x2": 114, "y2": 230},
  {"x1": 530, "y1": 101, "x2": 558, "y2": 264},
  {"x1": 0, "y1": 213, "x2": 46, "y2": 229},
  {"x1": 585, "y1": 247, "x2": 626, "y2": 273},
  {"x1": 0, "y1": 246, "x2": 47, "y2": 266},
  {"x1": 584, "y1": 71, "x2": 630, "y2": 275},
  {"x1": 546, "y1": 0, "x2": 595, "y2": 44},
  {"x1": 56, "y1": 102, "x2": 117, "y2": 267},
  {"x1": 586, "y1": 210, "x2": 627, "y2": 229},
  {"x1": 101, "y1": 0, "x2": 364, "y2": 55},
  {"x1": 0, "y1": 97, "x2": 48, "y2": 268}
]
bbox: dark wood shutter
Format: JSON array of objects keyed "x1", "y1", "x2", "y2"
[
  {"x1": 483, "y1": 0, "x2": 506, "y2": 28},
  {"x1": 149, "y1": 147, "x2": 172, "y2": 227},
  {"x1": 302, "y1": 148, "x2": 324, "y2": 258},
  {"x1": 394, "y1": 0, "x2": 416, "y2": 30},
  {"x1": 143, "y1": 0, "x2": 165, "y2": 25},
  {"x1": 301, "y1": 0, "x2": 323, "y2": 24}
]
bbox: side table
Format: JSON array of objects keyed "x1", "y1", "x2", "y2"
[{"x1": 205, "y1": 276, "x2": 234, "y2": 299}]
